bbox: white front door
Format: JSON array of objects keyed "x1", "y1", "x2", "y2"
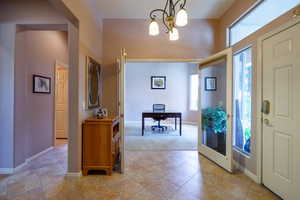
[
  {"x1": 262, "y1": 21, "x2": 300, "y2": 200},
  {"x1": 198, "y1": 48, "x2": 233, "y2": 172}
]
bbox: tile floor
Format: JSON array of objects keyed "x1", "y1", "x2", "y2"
[{"x1": 0, "y1": 145, "x2": 280, "y2": 200}]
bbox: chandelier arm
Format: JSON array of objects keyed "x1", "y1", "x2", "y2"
[
  {"x1": 149, "y1": 9, "x2": 168, "y2": 20},
  {"x1": 174, "y1": 0, "x2": 186, "y2": 9},
  {"x1": 162, "y1": 0, "x2": 170, "y2": 32}
]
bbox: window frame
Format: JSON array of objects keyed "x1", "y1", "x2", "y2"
[
  {"x1": 226, "y1": 0, "x2": 265, "y2": 47},
  {"x1": 232, "y1": 46, "x2": 253, "y2": 156}
]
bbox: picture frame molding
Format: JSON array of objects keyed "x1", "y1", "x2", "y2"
[{"x1": 85, "y1": 56, "x2": 102, "y2": 109}]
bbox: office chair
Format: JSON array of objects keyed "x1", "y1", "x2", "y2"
[{"x1": 151, "y1": 104, "x2": 168, "y2": 132}]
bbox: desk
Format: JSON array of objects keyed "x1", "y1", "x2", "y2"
[{"x1": 142, "y1": 112, "x2": 182, "y2": 136}]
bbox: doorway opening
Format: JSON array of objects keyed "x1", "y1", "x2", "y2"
[
  {"x1": 54, "y1": 62, "x2": 69, "y2": 147},
  {"x1": 14, "y1": 26, "x2": 69, "y2": 169},
  {"x1": 123, "y1": 61, "x2": 200, "y2": 151}
]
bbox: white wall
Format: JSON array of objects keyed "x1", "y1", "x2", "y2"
[{"x1": 125, "y1": 62, "x2": 198, "y2": 123}]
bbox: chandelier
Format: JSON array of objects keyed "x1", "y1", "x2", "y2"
[{"x1": 149, "y1": 0, "x2": 188, "y2": 41}]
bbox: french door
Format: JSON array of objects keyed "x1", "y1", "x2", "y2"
[
  {"x1": 118, "y1": 48, "x2": 127, "y2": 173},
  {"x1": 198, "y1": 48, "x2": 233, "y2": 172}
]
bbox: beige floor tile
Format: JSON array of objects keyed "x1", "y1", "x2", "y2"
[{"x1": 0, "y1": 145, "x2": 281, "y2": 200}]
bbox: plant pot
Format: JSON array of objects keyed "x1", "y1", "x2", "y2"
[{"x1": 217, "y1": 132, "x2": 226, "y2": 156}]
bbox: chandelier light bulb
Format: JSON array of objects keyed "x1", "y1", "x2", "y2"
[
  {"x1": 169, "y1": 27, "x2": 179, "y2": 41},
  {"x1": 149, "y1": 20, "x2": 159, "y2": 36},
  {"x1": 176, "y1": 8, "x2": 188, "y2": 27}
]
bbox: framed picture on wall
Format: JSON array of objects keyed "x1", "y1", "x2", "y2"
[
  {"x1": 205, "y1": 77, "x2": 217, "y2": 91},
  {"x1": 86, "y1": 56, "x2": 102, "y2": 109},
  {"x1": 151, "y1": 76, "x2": 166, "y2": 89},
  {"x1": 33, "y1": 75, "x2": 51, "y2": 94}
]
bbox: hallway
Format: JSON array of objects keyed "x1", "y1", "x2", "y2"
[{"x1": 0, "y1": 145, "x2": 279, "y2": 200}]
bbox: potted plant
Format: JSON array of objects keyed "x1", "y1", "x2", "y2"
[{"x1": 202, "y1": 106, "x2": 227, "y2": 155}]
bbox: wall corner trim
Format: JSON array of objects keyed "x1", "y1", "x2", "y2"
[
  {"x1": 233, "y1": 160, "x2": 260, "y2": 184},
  {"x1": 26, "y1": 147, "x2": 54, "y2": 163},
  {"x1": 0, "y1": 168, "x2": 14, "y2": 174},
  {"x1": 66, "y1": 171, "x2": 82, "y2": 177},
  {"x1": 0, "y1": 147, "x2": 54, "y2": 175}
]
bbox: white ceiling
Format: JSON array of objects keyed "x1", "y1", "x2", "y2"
[{"x1": 84, "y1": 0, "x2": 236, "y2": 20}]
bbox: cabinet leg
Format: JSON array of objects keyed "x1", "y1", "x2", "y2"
[
  {"x1": 107, "y1": 169, "x2": 112, "y2": 176},
  {"x1": 82, "y1": 169, "x2": 88, "y2": 176}
]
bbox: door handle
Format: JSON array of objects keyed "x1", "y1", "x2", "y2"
[{"x1": 262, "y1": 100, "x2": 270, "y2": 115}]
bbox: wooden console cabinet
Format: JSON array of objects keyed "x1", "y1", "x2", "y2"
[{"x1": 82, "y1": 117, "x2": 120, "y2": 175}]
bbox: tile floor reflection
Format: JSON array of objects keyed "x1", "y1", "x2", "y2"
[{"x1": 0, "y1": 145, "x2": 280, "y2": 200}]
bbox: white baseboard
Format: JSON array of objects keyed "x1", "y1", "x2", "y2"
[
  {"x1": 66, "y1": 171, "x2": 82, "y2": 177},
  {"x1": 0, "y1": 146, "x2": 54, "y2": 175},
  {"x1": 0, "y1": 168, "x2": 14, "y2": 174},
  {"x1": 26, "y1": 147, "x2": 53, "y2": 163},
  {"x1": 233, "y1": 160, "x2": 260, "y2": 183}
]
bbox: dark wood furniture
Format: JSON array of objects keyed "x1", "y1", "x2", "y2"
[
  {"x1": 82, "y1": 117, "x2": 120, "y2": 176},
  {"x1": 151, "y1": 104, "x2": 168, "y2": 131},
  {"x1": 142, "y1": 112, "x2": 182, "y2": 136}
]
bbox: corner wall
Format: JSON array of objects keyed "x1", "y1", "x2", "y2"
[{"x1": 0, "y1": 24, "x2": 15, "y2": 170}]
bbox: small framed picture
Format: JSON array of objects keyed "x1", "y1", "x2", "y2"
[
  {"x1": 33, "y1": 75, "x2": 51, "y2": 94},
  {"x1": 205, "y1": 77, "x2": 217, "y2": 91},
  {"x1": 151, "y1": 76, "x2": 166, "y2": 89}
]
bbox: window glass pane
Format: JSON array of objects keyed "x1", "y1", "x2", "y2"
[
  {"x1": 230, "y1": 0, "x2": 299, "y2": 45},
  {"x1": 190, "y1": 74, "x2": 199, "y2": 111},
  {"x1": 233, "y1": 48, "x2": 252, "y2": 154}
]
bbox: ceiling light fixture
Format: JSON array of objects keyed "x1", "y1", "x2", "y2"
[{"x1": 149, "y1": 0, "x2": 188, "y2": 41}]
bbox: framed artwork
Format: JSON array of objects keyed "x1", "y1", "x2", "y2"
[
  {"x1": 205, "y1": 77, "x2": 217, "y2": 91},
  {"x1": 86, "y1": 56, "x2": 102, "y2": 109},
  {"x1": 151, "y1": 76, "x2": 166, "y2": 89},
  {"x1": 33, "y1": 75, "x2": 51, "y2": 94}
]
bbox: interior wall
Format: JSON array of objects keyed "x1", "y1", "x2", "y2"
[
  {"x1": 62, "y1": 0, "x2": 103, "y2": 120},
  {"x1": 217, "y1": 0, "x2": 298, "y2": 175},
  {"x1": 14, "y1": 30, "x2": 68, "y2": 166},
  {"x1": 0, "y1": 24, "x2": 15, "y2": 169},
  {"x1": 61, "y1": 0, "x2": 103, "y2": 173},
  {"x1": 125, "y1": 62, "x2": 198, "y2": 123},
  {"x1": 103, "y1": 19, "x2": 219, "y2": 117}
]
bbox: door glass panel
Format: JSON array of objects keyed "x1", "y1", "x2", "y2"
[
  {"x1": 201, "y1": 58, "x2": 227, "y2": 156},
  {"x1": 233, "y1": 48, "x2": 252, "y2": 154}
]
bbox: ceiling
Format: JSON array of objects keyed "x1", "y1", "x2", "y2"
[{"x1": 84, "y1": 0, "x2": 236, "y2": 20}]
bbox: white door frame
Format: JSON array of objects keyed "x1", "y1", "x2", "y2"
[
  {"x1": 198, "y1": 48, "x2": 233, "y2": 172},
  {"x1": 256, "y1": 17, "x2": 300, "y2": 184},
  {"x1": 54, "y1": 60, "x2": 69, "y2": 146},
  {"x1": 118, "y1": 53, "x2": 202, "y2": 173}
]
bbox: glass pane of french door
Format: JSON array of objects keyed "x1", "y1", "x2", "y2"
[{"x1": 200, "y1": 58, "x2": 227, "y2": 156}]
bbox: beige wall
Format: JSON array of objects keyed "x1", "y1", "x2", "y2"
[
  {"x1": 103, "y1": 19, "x2": 219, "y2": 116},
  {"x1": 218, "y1": 0, "x2": 298, "y2": 174},
  {"x1": 14, "y1": 31, "x2": 68, "y2": 166}
]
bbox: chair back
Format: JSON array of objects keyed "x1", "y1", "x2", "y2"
[{"x1": 153, "y1": 104, "x2": 166, "y2": 112}]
